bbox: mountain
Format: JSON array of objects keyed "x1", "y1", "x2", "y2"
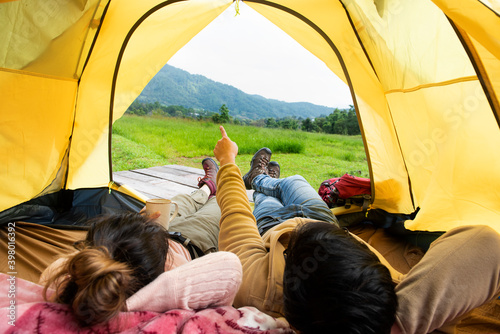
[{"x1": 136, "y1": 64, "x2": 335, "y2": 120}]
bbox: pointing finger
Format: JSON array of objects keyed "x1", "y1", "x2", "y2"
[{"x1": 220, "y1": 125, "x2": 228, "y2": 138}]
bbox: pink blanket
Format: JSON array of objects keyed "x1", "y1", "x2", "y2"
[{"x1": 0, "y1": 274, "x2": 294, "y2": 333}]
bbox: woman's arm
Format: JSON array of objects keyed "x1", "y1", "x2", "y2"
[{"x1": 126, "y1": 251, "x2": 242, "y2": 312}]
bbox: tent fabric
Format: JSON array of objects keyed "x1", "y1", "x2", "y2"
[
  {"x1": 0, "y1": 186, "x2": 146, "y2": 226},
  {"x1": 0, "y1": 222, "x2": 87, "y2": 283},
  {"x1": 1, "y1": 0, "x2": 499, "y2": 233},
  {"x1": 0, "y1": 0, "x2": 232, "y2": 212},
  {"x1": 245, "y1": 0, "x2": 500, "y2": 232}
]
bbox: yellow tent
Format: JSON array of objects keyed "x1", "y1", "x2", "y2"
[{"x1": 1, "y1": 0, "x2": 499, "y2": 233}]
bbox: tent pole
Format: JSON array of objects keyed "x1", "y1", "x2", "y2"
[
  {"x1": 448, "y1": 18, "x2": 500, "y2": 129},
  {"x1": 107, "y1": 0, "x2": 188, "y2": 183}
]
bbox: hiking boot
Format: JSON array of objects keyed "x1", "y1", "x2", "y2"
[
  {"x1": 268, "y1": 161, "x2": 280, "y2": 178},
  {"x1": 242, "y1": 147, "x2": 272, "y2": 189},
  {"x1": 198, "y1": 158, "x2": 219, "y2": 197}
]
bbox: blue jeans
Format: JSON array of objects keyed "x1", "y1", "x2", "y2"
[{"x1": 252, "y1": 174, "x2": 339, "y2": 235}]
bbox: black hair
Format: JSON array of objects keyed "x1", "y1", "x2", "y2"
[
  {"x1": 45, "y1": 212, "x2": 169, "y2": 326},
  {"x1": 83, "y1": 212, "x2": 169, "y2": 288},
  {"x1": 283, "y1": 221, "x2": 397, "y2": 334}
]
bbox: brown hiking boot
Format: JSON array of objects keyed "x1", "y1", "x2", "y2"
[
  {"x1": 242, "y1": 147, "x2": 272, "y2": 189},
  {"x1": 198, "y1": 158, "x2": 219, "y2": 197},
  {"x1": 268, "y1": 161, "x2": 280, "y2": 178}
]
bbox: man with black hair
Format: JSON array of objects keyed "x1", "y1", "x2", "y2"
[
  {"x1": 283, "y1": 221, "x2": 398, "y2": 333},
  {"x1": 214, "y1": 126, "x2": 500, "y2": 334}
]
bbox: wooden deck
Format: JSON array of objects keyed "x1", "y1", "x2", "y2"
[{"x1": 113, "y1": 165, "x2": 254, "y2": 201}]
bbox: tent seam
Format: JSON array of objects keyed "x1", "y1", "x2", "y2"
[
  {"x1": 0, "y1": 67, "x2": 78, "y2": 82},
  {"x1": 79, "y1": 0, "x2": 111, "y2": 77},
  {"x1": 476, "y1": 0, "x2": 500, "y2": 17},
  {"x1": 336, "y1": 1, "x2": 415, "y2": 210},
  {"x1": 384, "y1": 76, "x2": 478, "y2": 94}
]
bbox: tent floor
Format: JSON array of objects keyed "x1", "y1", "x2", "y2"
[{"x1": 113, "y1": 164, "x2": 255, "y2": 201}]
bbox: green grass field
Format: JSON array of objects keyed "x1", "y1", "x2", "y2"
[{"x1": 112, "y1": 115, "x2": 369, "y2": 189}]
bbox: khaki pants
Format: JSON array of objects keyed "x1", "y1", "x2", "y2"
[
  {"x1": 169, "y1": 189, "x2": 221, "y2": 254},
  {"x1": 394, "y1": 225, "x2": 500, "y2": 334}
]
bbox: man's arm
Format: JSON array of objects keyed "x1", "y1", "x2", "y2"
[
  {"x1": 216, "y1": 164, "x2": 268, "y2": 261},
  {"x1": 214, "y1": 126, "x2": 274, "y2": 310}
]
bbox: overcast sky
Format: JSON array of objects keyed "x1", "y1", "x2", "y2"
[{"x1": 168, "y1": 2, "x2": 352, "y2": 109}]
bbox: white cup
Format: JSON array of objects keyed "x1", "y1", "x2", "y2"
[{"x1": 145, "y1": 198, "x2": 179, "y2": 229}]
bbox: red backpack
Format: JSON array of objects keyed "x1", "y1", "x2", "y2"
[{"x1": 318, "y1": 173, "x2": 372, "y2": 209}]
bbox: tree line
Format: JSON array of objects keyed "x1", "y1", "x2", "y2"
[{"x1": 125, "y1": 100, "x2": 361, "y2": 135}]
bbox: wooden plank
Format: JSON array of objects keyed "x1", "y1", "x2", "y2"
[
  {"x1": 159, "y1": 165, "x2": 206, "y2": 175},
  {"x1": 132, "y1": 166, "x2": 202, "y2": 188},
  {"x1": 115, "y1": 170, "x2": 159, "y2": 183},
  {"x1": 113, "y1": 174, "x2": 163, "y2": 199},
  {"x1": 114, "y1": 165, "x2": 255, "y2": 202},
  {"x1": 113, "y1": 171, "x2": 196, "y2": 199}
]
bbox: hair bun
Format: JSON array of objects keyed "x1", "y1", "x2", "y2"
[{"x1": 66, "y1": 247, "x2": 133, "y2": 326}]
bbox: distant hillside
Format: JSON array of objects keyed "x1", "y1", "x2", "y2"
[{"x1": 136, "y1": 64, "x2": 334, "y2": 120}]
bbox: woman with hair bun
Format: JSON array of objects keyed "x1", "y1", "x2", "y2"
[
  {"x1": 40, "y1": 159, "x2": 242, "y2": 327},
  {"x1": 40, "y1": 158, "x2": 242, "y2": 326},
  {"x1": 41, "y1": 212, "x2": 242, "y2": 327}
]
